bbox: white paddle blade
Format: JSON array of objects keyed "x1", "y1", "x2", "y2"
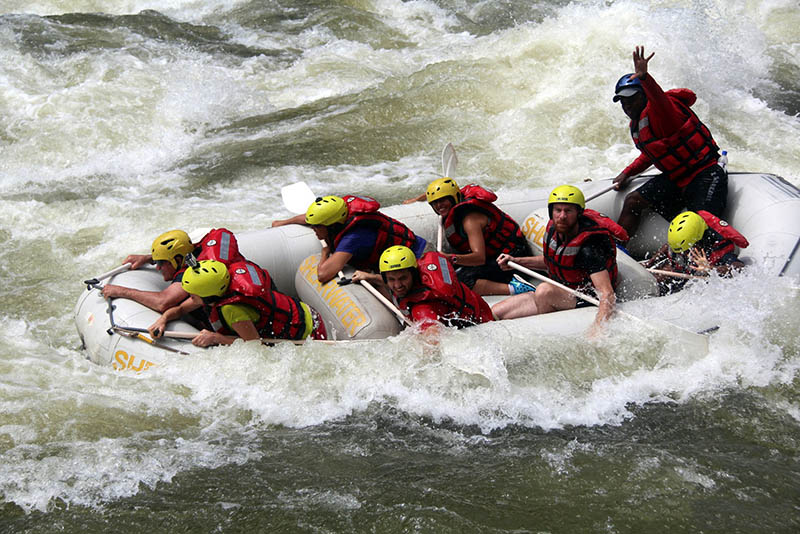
[
  {"x1": 281, "y1": 182, "x2": 317, "y2": 214},
  {"x1": 441, "y1": 143, "x2": 457, "y2": 178}
]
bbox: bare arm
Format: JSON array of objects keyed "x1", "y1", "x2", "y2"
[
  {"x1": 497, "y1": 253, "x2": 545, "y2": 271},
  {"x1": 148, "y1": 295, "x2": 203, "y2": 338},
  {"x1": 317, "y1": 249, "x2": 353, "y2": 284},
  {"x1": 191, "y1": 320, "x2": 258, "y2": 347},
  {"x1": 402, "y1": 192, "x2": 427, "y2": 204},
  {"x1": 271, "y1": 214, "x2": 308, "y2": 228},
  {"x1": 589, "y1": 270, "x2": 616, "y2": 325},
  {"x1": 102, "y1": 282, "x2": 190, "y2": 313},
  {"x1": 450, "y1": 212, "x2": 489, "y2": 266},
  {"x1": 123, "y1": 254, "x2": 153, "y2": 270}
]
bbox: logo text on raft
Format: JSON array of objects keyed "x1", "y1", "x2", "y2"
[
  {"x1": 114, "y1": 350, "x2": 155, "y2": 372},
  {"x1": 522, "y1": 214, "x2": 547, "y2": 249},
  {"x1": 298, "y1": 255, "x2": 367, "y2": 336}
]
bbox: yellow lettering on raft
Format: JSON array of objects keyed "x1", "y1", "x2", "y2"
[
  {"x1": 298, "y1": 255, "x2": 367, "y2": 336},
  {"x1": 522, "y1": 214, "x2": 547, "y2": 251},
  {"x1": 113, "y1": 350, "x2": 155, "y2": 373}
]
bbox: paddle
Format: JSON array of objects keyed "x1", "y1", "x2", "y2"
[
  {"x1": 585, "y1": 183, "x2": 617, "y2": 202},
  {"x1": 647, "y1": 268, "x2": 703, "y2": 280},
  {"x1": 84, "y1": 262, "x2": 132, "y2": 290},
  {"x1": 360, "y1": 279, "x2": 414, "y2": 327},
  {"x1": 442, "y1": 143, "x2": 457, "y2": 178},
  {"x1": 281, "y1": 181, "x2": 317, "y2": 215},
  {"x1": 437, "y1": 143, "x2": 458, "y2": 252},
  {"x1": 113, "y1": 325, "x2": 341, "y2": 346},
  {"x1": 506, "y1": 261, "x2": 710, "y2": 352}
]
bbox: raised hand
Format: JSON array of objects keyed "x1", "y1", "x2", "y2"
[{"x1": 631, "y1": 45, "x2": 654, "y2": 80}]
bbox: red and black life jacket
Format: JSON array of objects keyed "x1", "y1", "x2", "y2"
[
  {"x1": 668, "y1": 210, "x2": 749, "y2": 270},
  {"x1": 175, "y1": 228, "x2": 247, "y2": 281},
  {"x1": 332, "y1": 195, "x2": 419, "y2": 271},
  {"x1": 632, "y1": 89, "x2": 719, "y2": 187},
  {"x1": 543, "y1": 209, "x2": 626, "y2": 290},
  {"x1": 443, "y1": 184, "x2": 527, "y2": 258},
  {"x1": 195, "y1": 228, "x2": 245, "y2": 265},
  {"x1": 396, "y1": 252, "x2": 494, "y2": 328},
  {"x1": 205, "y1": 260, "x2": 307, "y2": 340}
]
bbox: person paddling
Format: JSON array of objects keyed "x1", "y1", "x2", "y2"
[
  {"x1": 354, "y1": 245, "x2": 494, "y2": 332},
  {"x1": 492, "y1": 185, "x2": 626, "y2": 331}
]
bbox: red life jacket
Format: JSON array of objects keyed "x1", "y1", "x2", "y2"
[
  {"x1": 668, "y1": 210, "x2": 749, "y2": 269},
  {"x1": 205, "y1": 260, "x2": 307, "y2": 340},
  {"x1": 332, "y1": 195, "x2": 419, "y2": 271},
  {"x1": 542, "y1": 209, "x2": 626, "y2": 290},
  {"x1": 396, "y1": 252, "x2": 494, "y2": 328},
  {"x1": 196, "y1": 228, "x2": 245, "y2": 265},
  {"x1": 632, "y1": 89, "x2": 720, "y2": 187},
  {"x1": 175, "y1": 228, "x2": 246, "y2": 281},
  {"x1": 443, "y1": 184, "x2": 526, "y2": 258}
]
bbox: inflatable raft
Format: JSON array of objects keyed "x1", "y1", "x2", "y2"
[{"x1": 74, "y1": 173, "x2": 800, "y2": 370}]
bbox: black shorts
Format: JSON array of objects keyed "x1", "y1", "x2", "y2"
[
  {"x1": 455, "y1": 242, "x2": 532, "y2": 289},
  {"x1": 637, "y1": 164, "x2": 728, "y2": 221}
]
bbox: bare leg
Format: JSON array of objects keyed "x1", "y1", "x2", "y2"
[
  {"x1": 472, "y1": 278, "x2": 512, "y2": 296},
  {"x1": 533, "y1": 283, "x2": 578, "y2": 313},
  {"x1": 617, "y1": 191, "x2": 650, "y2": 240},
  {"x1": 492, "y1": 293, "x2": 538, "y2": 320}
]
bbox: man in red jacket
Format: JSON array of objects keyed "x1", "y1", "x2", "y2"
[{"x1": 612, "y1": 46, "x2": 728, "y2": 240}]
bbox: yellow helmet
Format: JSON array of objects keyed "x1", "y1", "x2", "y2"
[
  {"x1": 305, "y1": 196, "x2": 348, "y2": 226},
  {"x1": 668, "y1": 211, "x2": 708, "y2": 252},
  {"x1": 548, "y1": 185, "x2": 585, "y2": 210},
  {"x1": 379, "y1": 246, "x2": 418, "y2": 273},
  {"x1": 181, "y1": 260, "x2": 231, "y2": 298},
  {"x1": 151, "y1": 230, "x2": 194, "y2": 270},
  {"x1": 426, "y1": 177, "x2": 460, "y2": 204}
]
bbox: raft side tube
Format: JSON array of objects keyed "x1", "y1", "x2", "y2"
[{"x1": 295, "y1": 254, "x2": 402, "y2": 340}]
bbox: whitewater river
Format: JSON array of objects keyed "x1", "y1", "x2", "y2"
[{"x1": 1, "y1": 0, "x2": 799, "y2": 532}]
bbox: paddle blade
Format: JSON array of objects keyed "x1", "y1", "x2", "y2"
[
  {"x1": 441, "y1": 143, "x2": 457, "y2": 178},
  {"x1": 281, "y1": 182, "x2": 317, "y2": 214}
]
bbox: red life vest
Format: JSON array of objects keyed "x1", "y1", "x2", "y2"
[
  {"x1": 632, "y1": 89, "x2": 720, "y2": 187},
  {"x1": 396, "y1": 252, "x2": 494, "y2": 328},
  {"x1": 443, "y1": 184, "x2": 527, "y2": 258},
  {"x1": 542, "y1": 209, "x2": 626, "y2": 290},
  {"x1": 205, "y1": 260, "x2": 307, "y2": 340},
  {"x1": 175, "y1": 228, "x2": 246, "y2": 281},
  {"x1": 195, "y1": 228, "x2": 245, "y2": 265},
  {"x1": 668, "y1": 210, "x2": 749, "y2": 269},
  {"x1": 332, "y1": 195, "x2": 419, "y2": 271}
]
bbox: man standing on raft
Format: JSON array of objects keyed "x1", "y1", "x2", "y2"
[{"x1": 612, "y1": 46, "x2": 727, "y2": 240}]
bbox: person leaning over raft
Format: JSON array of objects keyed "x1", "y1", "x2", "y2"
[
  {"x1": 611, "y1": 46, "x2": 728, "y2": 240},
  {"x1": 273, "y1": 195, "x2": 426, "y2": 284},
  {"x1": 645, "y1": 210, "x2": 748, "y2": 295},
  {"x1": 424, "y1": 177, "x2": 535, "y2": 296},
  {"x1": 354, "y1": 245, "x2": 494, "y2": 332},
  {"x1": 149, "y1": 260, "x2": 327, "y2": 347},
  {"x1": 491, "y1": 185, "x2": 627, "y2": 330},
  {"x1": 102, "y1": 228, "x2": 245, "y2": 314}
]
